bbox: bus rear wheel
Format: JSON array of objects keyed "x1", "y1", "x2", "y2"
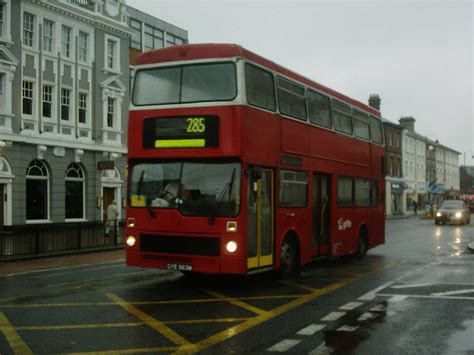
[
  {"x1": 279, "y1": 238, "x2": 298, "y2": 279},
  {"x1": 356, "y1": 229, "x2": 368, "y2": 260}
]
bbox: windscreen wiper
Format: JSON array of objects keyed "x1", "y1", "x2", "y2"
[
  {"x1": 208, "y1": 168, "x2": 236, "y2": 225},
  {"x1": 137, "y1": 170, "x2": 155, "y2": 218}
]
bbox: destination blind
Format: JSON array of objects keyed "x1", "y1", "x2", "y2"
[{"x1": 143, "y1": 116, "x2": 219, "y2": 149}]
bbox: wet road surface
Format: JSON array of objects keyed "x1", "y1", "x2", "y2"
[{"x1": 0, "y1": 216, "x2": 472, "y2": 354}]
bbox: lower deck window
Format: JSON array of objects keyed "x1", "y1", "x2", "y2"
[
  {"x1": 279, "y1": 170, "x2": 308, "y2": 207},
  {"x1": 338, "y1": 176, "x2": 353, "y2": 207}
]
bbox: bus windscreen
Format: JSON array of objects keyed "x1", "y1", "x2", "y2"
[{"x1": 132, "y1": 62, "x2": 237, "y2": 106}]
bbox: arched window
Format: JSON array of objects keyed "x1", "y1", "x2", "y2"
[
  {"x1": 65, "y1": 163, "x2": 85, "y2": 219},
  {"x1": 26, "y1": 159, "x2": 49, "y2": 221}
]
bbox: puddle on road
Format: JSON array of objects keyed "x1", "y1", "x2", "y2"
[
  {"x1": 321, "y1": 301, "x2": 388, "y2": 353},
  {"x1": 444, "y1": 319, "x2": 474, "y2": 354}
]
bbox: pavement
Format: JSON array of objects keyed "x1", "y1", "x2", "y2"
[{"x1": 0, "y1": 249, "x2": 125, "y2": 277}]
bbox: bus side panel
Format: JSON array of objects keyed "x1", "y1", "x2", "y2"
[
  {"x1": 281, "y1": 119, "x2": 310, "y2": 156},
  {"x1": 242, "y1": 106, "x2": 280, "y2": 165},
  {"x1": 369, "y1": 145, "x2": 386, "y2": 249},
  {"x1": 309, "y1": 126, "x2": 334, "y2": 159}
]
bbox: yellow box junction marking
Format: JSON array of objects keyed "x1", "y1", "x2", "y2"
[
  {"x1": 0, "y1": 312, "x2": 33, "y2": 354},
  {"x1": 203, "y1": 290, "x2": 268, "y2": 316},
  {"x1": 0, "y1": 260, "x2": 400, "y2": 354},
  {"x1": 174, "y1": 276, "x2": 358, "y2": 354},
  {"x1": 97, "y1": 288, "x2": 191, "y2": 347}
]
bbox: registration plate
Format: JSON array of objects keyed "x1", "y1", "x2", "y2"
[{"x1": 167, "y1": 264, "x2": 192, "y2": 272}]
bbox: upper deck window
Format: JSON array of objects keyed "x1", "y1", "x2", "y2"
[
  {"x1": 132, "y1": 63, "x2": 237, "y2": 106},
  {"x1": 307, "y1": 90, "x2": 331, "y2": 128},
  {"x1": 332, "y1": 99, "x2": 352, "y2": 135},
  {"x1": 370, "y1": 116, "x2": 384, "y2": 144},
  {"x1": 277, "y1": 77, "x2": 307, "y2": 121},
  {"x1": 353, "y1": 109, "x2": 370, "y2": 140},
  {"x1": 245, "y1": 63, "x2": 276, "y2": 111}
]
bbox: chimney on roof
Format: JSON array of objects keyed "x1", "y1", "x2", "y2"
[
  {"x1": 368, "y1": 94, "x2": 381, "y2": 110},
  {"x1": 399, "y1": 116, "x2": 416, "y2": 133}
]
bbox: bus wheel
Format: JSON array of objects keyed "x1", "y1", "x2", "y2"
[
  {"x1": 356, "y1": 229, "x2": 368, "y2": 260},
  {"x1": 279, "y1": 237, "x2": 298, "y2": 279}
]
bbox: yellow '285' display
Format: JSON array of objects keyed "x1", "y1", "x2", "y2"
[
  {"x1": 186, "y1": 118, "x2": 206, "y2": 133},
  {"x1": 143, "y1": 116, "x2": 219, "y2": 149}
]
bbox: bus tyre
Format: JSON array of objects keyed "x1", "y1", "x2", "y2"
[
  {"x1": 356, "y1": 229, "x2": 368, "y2": 260},
  {"x1": 279, "y1": 238, "x2": 298, "y2": 279}
]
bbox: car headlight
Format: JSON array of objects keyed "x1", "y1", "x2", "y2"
[
  {"x1": 455, "y1": 212, "x2": 462, "y2": 218},
  {"x1": 436, "y1": 212, "x2": 442, "y2": 217}
]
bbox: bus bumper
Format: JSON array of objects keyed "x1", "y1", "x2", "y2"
[{"x1": 126, "y1": 249, "x2": 247, "y2": 275}]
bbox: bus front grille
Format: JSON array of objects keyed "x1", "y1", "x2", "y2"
[{"x1": 140, "y1": 234, "x2": 220, "y2": 256}]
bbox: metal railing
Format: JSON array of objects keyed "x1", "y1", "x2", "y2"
[{"x1": 0, "y1": 220, "x2": 124, "y2": 261}]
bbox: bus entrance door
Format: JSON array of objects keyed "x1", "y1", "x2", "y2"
[
  {"x1": 312, "y1": 174, "x2": 330, "y2": 255},
  {"x1": 247, "y1": 169, "x2": 274, "y2": 270}
]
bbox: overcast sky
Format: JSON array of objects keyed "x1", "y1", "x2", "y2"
[{"x1": 129, "y1": 0, "x2": 473, "y2": 165}]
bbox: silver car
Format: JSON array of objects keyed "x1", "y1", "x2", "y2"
[{"x1": 435, "y1": 200, "x2": 471, "y2": 225}]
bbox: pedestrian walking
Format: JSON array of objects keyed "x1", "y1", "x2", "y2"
[
  {"x1": 412, "y1": 200, "x2": 418, "y2": 216},
  {"x1": 105, "y1": 200, "x2": 119, "y2": 237}
]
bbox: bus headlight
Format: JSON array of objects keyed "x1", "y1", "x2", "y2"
[
  {"x1": 436, "y1": 212, "x2": 442, "y2": 217},
  {"x1": 126, "y1": 236, "x2": 136, "y2": 247},
  {"x1": 226, "y1": 241, "x2": 238, "y2": 253},
  {"x1": 455, "y1": 212, "x2": 462, "y2": 219}
]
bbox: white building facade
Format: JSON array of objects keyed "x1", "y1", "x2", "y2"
[
  {"x1": 0, "y1": 0, "x2": 131, "y2": 226},
  {"x1": 400, "y1": 117, "x2": 426, "y2": 213},
  {"x1": 432, "y1": 144, "x2": 461, "y2": 204}
]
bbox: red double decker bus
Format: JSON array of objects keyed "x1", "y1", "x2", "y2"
[{"x1": 126, "y1": 44, "x2": 385, "y2": 277}]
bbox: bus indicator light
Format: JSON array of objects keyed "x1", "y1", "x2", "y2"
[
  {"x1": 127, "y1": 218, "x2": 136, "y2": 228},
  {"x1": 226, "y1": 221, "x2": 238, "y2": 232}
]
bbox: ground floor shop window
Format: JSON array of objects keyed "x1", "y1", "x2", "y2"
[
  {"x1": 65, "y1": 163, "x2": 85, "y2": 219},
  {"x1": 26, "y1": 160, "x2": 49, "y2": 221}
]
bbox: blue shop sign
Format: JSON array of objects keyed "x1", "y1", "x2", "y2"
[
  {"x1": 391, "y1": 182, "x2": 404, "y2": 194},
  {"x1": 427, "y1": 180, "x2": 446, "y2": 193}
]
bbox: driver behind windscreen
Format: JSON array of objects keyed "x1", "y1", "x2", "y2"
[{"x1": 161, "y1": 179, "x2": 180, "y2": 201}]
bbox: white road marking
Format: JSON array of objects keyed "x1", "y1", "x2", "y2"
[
  {"x1": 297, "y1": 324, "x2": 326, "y2": 336},
  {"x1": 309, "y1": 342, "x2": 333, "y2": 355},
  {"x1": 379, "y1": 293, "x2": 474, "y2": 301},
  {"x1": 337, "y1": 325, "x2": 359, "y2": 332},
  {"x1": 31, "y1": 263, "x2": 125, "y2": 278},
  {"x1": 391, "y1": 283, "x2": 434, "y2": 289},
  {"x1": 388, "y1": 295, "x2": 407, "y2": 302},
  {"x1": 358, "y1": 282, "x2": 394, "y2": 301},
  {"x1": 431, "y1": 289, "x2": 474, "y2": 297},
  {"x1": 357, "y1": 312, "x2": 376, "y2": 321},
  {"x1": 393, "y1": 261, "x2": 439, "y2": 282},
  {"x1": 339, "y1": 301, "x2": 363, "y2": 310},
  {"x1": 2, "y1": 259, "x2": 126, "y2": 278},
  {"x1": 267, "y1": 339, "x2": 301, "y2": 352},
  {"x1": 321, "y1": 311, "x2": 346, "y2": 321},
  {"x1": 370, "y1": 304, "x2": 387, "y2": 312}
]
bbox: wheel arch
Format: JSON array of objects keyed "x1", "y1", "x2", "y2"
[{"x1": 277, "y1": 228, "x2": 301, "y2": 268}]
